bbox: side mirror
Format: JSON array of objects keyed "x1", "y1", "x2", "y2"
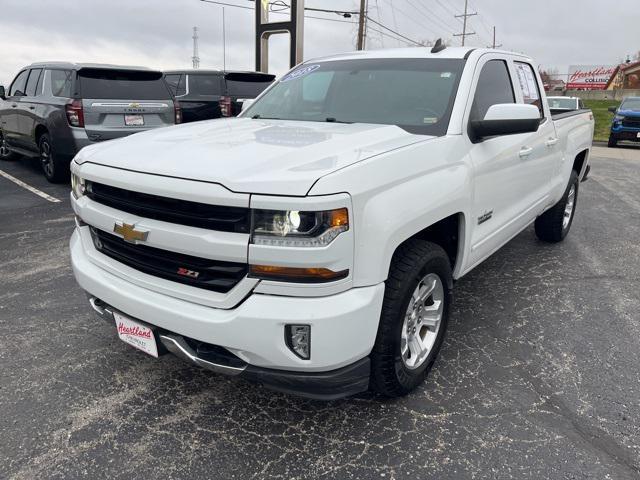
[
  {"x1": 0, "y1": 86, "x2": 5, "y2": 100},
  {"x1": 470, "y1": 104, "x2": 541, "y2": 142},
  {"x1": 240, "y1": 99, "x2": 254, "y2": 113},
  {"x1": 608, "y1": 106, "x2": 617, "y2": 113}
]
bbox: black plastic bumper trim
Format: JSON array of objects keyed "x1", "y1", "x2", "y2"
[{"x1": 242, "y1": 358, "x2": 370, "y2": 401}]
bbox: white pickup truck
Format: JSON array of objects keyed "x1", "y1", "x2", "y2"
[{"x1": 70, "y1": 46, "x2": 594, "y2": 400}]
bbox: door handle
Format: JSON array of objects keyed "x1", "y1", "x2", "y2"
[
  {"x1": 545, "y1": 137, "x2": 559, "y2": 147},
  {"x1": 11, "y1": 104, "x2": 18, "y2": 108},
  {"x1": 519, "y1": 146, "x2": 534, "y2": 158},
  {"x1": 28, "y1": 106, "x2": 35, "y2": 110}
]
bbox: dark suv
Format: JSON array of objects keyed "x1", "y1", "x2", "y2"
[
  {"x1": 164, "y1": 70, "x2": 275, "y2": 123},
  {"x1": 0, "y1": 63, "x2": 180, "y2": 182}
]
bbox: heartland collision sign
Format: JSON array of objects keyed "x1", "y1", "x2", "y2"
[{"x1": 567, "y1": 65, "x2": 616, "y2": 90}]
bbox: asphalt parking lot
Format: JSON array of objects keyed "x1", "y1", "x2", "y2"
[{"x1": 1, "y1": 146, "x2": 639, "y2": 480}]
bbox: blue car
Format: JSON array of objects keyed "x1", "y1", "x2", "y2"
[{"x1": 608, "y1": 96, "x2": 640, "y2": 147}]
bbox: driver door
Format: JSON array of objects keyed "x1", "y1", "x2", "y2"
[
  {"x1": 1, "y1": 69, "x2": 29, "y2": 147},
  {"x1": 466, "y1": 56, "x2": 542, "y2": 269}
]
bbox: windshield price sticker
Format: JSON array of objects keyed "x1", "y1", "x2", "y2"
[{"x1": 281, "y1": 64, "x2": 321, "y2": 82}]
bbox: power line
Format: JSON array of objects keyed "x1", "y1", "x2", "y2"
[
  {"x1": 404, "y1": 0, "x2": 458, "y2": 35},
  {"x1": 365, "y1": 16, "x2": 422, "y2": 46},
  {"x1": 378, "y1": 0, "x2": 441, "y2": 39},
  {"x1": 199, "y1": 0, "x2": 357, "y2": 24}
]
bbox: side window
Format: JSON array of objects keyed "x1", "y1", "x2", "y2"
[
  {"x1": 25, "y1": 69, "x2": 43, "y2": 97},
  {"x1": 578, "y1": 99, "x2": 584, "y2": 109},
  {"x1": 176, "y1": 75, "x2": 187, "y2": 96},
  {"x1": 9, "y1": 70, "x2": 29, "y2": 97},
  {"x1": 470, "y1": 60, "x2": 515, "y2": 121},
  {"x1": 165, "y1": 74, "x2": 182, "y2": 96},
  {"x1": 50, "y1": 70, "x2": 73, "y2": 98},
  {"x1": 514, "y1": 62, "x2": 544, "y2": 118}
]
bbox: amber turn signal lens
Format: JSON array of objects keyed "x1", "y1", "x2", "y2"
[
  {"x1": 329, "y1": 208, "x2": 349, "y2": 228},
  {"x1": 250, "y1": 265, "x2": 349, "y2": 283}
]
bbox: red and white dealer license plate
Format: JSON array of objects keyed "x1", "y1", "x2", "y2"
[{"x1": 114, "y1": 311, "x2": 158, "y2": 358}]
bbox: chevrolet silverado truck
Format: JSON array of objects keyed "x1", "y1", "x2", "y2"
[{"x1": 69, "y1": 46, "x2": 594, "y2": 400}]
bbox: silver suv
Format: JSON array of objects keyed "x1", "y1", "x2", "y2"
[{"x1": 0, "y1": 63, "x2": 180, "y2": 182}]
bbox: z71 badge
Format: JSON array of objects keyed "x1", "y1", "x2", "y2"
[{"x1": 177, "y1": 267, "x2": 200, "y2": 279}]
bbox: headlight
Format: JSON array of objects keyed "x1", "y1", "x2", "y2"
[
  {"x1": 71, "y1": 173, "x2": 86, "y2": 199},
  {"x1": 614, "y1": 115, "x2": 625, "y2": 122},
  {"x1": 251, "y1": 208, "x2": 349, "y2": 247}
]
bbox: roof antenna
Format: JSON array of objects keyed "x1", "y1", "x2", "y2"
[{"x1": 431, "y1": 38, "x2": 446, "y2": 54}]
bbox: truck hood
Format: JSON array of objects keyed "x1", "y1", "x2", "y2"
[
  {"x1": 618, "y1": 109, "x2": 640, "y2": 117},
  {"x1": 75, "y1": 118, "x2": 430, "y2": 196}
]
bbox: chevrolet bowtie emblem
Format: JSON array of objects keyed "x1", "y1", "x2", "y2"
[
  {"x1": 113, "y1": 222, "x2": 148, "y2": 243},
  {"x1": 129, "y1": 102, "x2": 140, "y2": 108}
]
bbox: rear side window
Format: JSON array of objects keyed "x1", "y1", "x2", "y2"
[
  {"x1": 470, "y1": 60, "x2": 515, "y2": 121},
  {"x1": 188, "y1": 74, "x2": 222, "y2": 96},
  {"x1": 78, "y1": 69, "x2": 171, "y2": 100},
  {"x1": 25, "y1": 69, "x2": 42, "y2": 97},
  {"x1": 50, "y1": 70, "x2": 74, "y2": 97},
  {"x1": 224, "y1": 73, "x2": 275, "y2": 98},
  {"x1": 9, "y1": 70, "x2": 29, "y2": 97},
  {"x1": 514, "y1": 62, "x2": 544, "y2": 118},
  {"x1": 165, "y1": 74, "x2": 186, "y2": 96}
]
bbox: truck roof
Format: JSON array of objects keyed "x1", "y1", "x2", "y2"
[
  {"x1": 25, "y1": 62, "x2": 157, "y2": 72},
  {"x1": 164, "y1": 69, "x2": 273, "y2": 76},
  {"x1": 307, "y1": 47, "x2": 531, "y2": 63}
]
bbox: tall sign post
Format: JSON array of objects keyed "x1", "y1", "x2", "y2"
[{"x1": 255, "y1": 0, "x2": 305, "y2": 73}]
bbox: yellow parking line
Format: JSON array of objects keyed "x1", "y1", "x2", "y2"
[{"x1": 0, "y1": 169, "x2": 61, "y2": 203}]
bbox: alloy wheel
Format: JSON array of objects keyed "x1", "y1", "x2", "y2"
[
  {"x1": 401, "y1": 273, "x2": 444, "y2": 370},
  {"x1": 563, "y1": 184, "x2": 576, "y2": 230},
  {"x1": 41, "y1": 139, "x2": 54, "y2": 177}
]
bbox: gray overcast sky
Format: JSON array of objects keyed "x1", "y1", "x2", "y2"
[{"x1": 0, "y1": 0, "x2": 637, "y2": 85}]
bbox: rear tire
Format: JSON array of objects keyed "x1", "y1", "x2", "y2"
[
  {"x1": 370, "y1": 239, "x2": 452, "y2": 397},
  {"x1": 607, "y1": 135, "x2": 618, "y2": 148},
  {"x1": 535, "y1": 170, "x2": 579, "y2": 243},
  {"x1": 39, "y1": 133, "x2": 69, "y2": 183},
  {"x1": 0, "y1": 131, "x2": 19, "y2": 161}
]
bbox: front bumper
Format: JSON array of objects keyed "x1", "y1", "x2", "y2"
[
  {"x1": 70, "y1": 229, "x2": 384, "y2": 396},
  {"x1": 88, "y1": 296, "x2": 370, "y2": 400},
  {"x1": 610, "y1": 125, "x2": 640, "y2": 141}
]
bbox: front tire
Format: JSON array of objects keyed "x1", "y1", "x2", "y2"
[
  {"x1": 535, "y1": 170, "x2": 579, "y2": 243},
  {"x1": 370, "y1": 239, "x2": 452, "y2": 397},
  {"x1": 39, "y1": 133, "x2": 69, "y2": 183},
  {"x1": 608, "y1": 135, "x2": 618, "y2": 148},
  {"x1": 0, "y1": 131, "x2": 19, "y2": 161}
]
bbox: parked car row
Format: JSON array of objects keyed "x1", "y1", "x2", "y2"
[{"x1": 0, "y1": 63, "x2": 275, "y2": 182}]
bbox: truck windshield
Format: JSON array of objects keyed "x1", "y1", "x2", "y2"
[
  {"x1": 621, "y1": 99, "x2": 640, "y2": 111},
  {"x1": 78, "y1": 69, "x2": 172, "y2": 100},
  {"x1": 245, "y1": 58, "x2": 465, "y2": 135}
]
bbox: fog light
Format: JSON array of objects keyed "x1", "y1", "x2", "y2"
[{"x1": 285, "y1": 325, "x2": 310, "y2": 360}]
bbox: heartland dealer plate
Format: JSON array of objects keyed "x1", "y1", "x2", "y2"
[{"x1": 114, "y1": 311, "x2": 158, "y2": 357}]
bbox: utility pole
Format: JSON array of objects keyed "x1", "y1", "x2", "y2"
[
  {"x1": 356, "y1": 0, "x2": 368, "y2": 50},
  {"x1": 488, "y1": 26, "x2": 502, "y2": 49},
  {"x1": 192, "y1": 26, "x2": 200, "y2": 69},
  {"x1": 222, "y1": 7, "x2": 226, "y2": 70},
  {"x1": 453, "y1": 0, "x2": 476, "y2": 47}
]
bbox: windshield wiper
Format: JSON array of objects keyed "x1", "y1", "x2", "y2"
[{"x1": 325, "y1": 117, "x2": 353, "y2": 124}]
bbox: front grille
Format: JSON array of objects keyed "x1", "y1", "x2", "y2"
[
  {"x1": 91, "y1": 227, "x2": 247, "y2": 293},
  {"x1": 86, "y1": 182, "x2": 250, "y2": 233},
  {"x1": 622, "y1": 118, "x2": 640, "y2": 128}
]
